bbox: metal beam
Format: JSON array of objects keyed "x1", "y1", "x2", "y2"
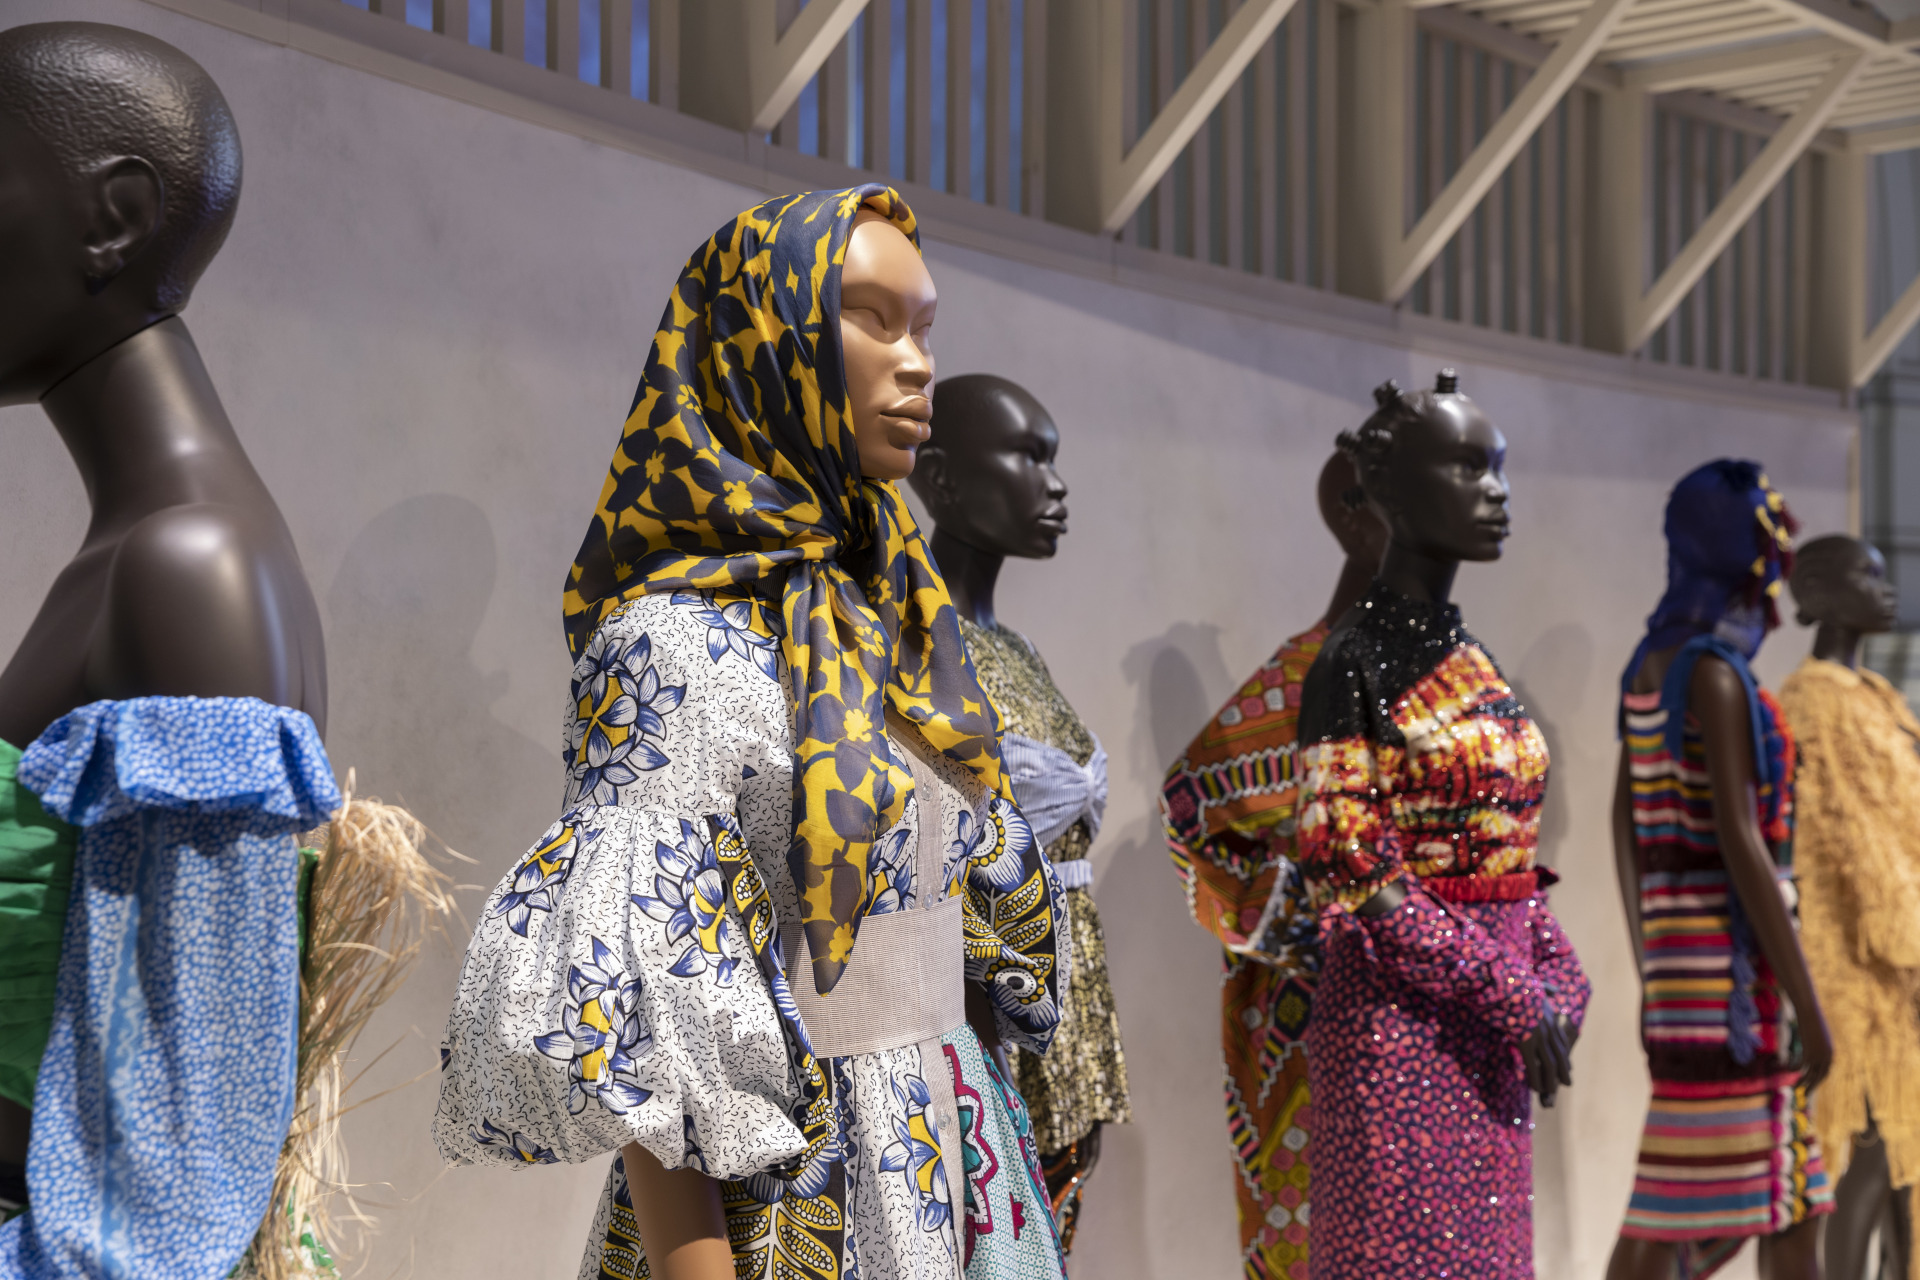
[
  {"x1": 1099, "y1": 0, "x2": 1299, "y2": 233},
  {"x1": 1854, "y1": 119, "x2": 1920, "y2": 153},
  {"x1": 1856, "y1": 270, "x2": 1920, "y2": 385},
  {"x1": 1629, "y1": 50, "x2": 1865, "y2": 349},
  {"x1": 749, "y1": 0, "x2": 870, "y2": 133},
  {"x1": 1621, "y1": 35, "x2": 1843, "y2": 94},
  {"x1": 1811, "y1": 144, "x2": 1866, "y2": 386},
  {"x1": 1384, "y1": 0, "x2": 1635, "y2": 301}
]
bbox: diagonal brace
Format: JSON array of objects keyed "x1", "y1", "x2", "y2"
[
  {"x1": 1628, "y1": 50, "x2": 1866, "y2": 351},
  {"x1": 1855, "y1": 271, "x2": 1920, "y2": 386},
  {"x1": 750, "y1": 0, "x2": 871, "y2": 134},
  {"x1": 1099, "y1": 0, "x2": 1299, "y2": 234},
  {"x1": 1385, "y1": 0, "x2": 1635, "y2": 301}
]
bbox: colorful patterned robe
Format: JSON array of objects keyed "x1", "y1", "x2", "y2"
[
  {"x1": 435, "y1": 593, "x2": 1072, "y2": 1280},
  {"x1": 1292, "y1": 584, "x2": 1588, "y2": 1280},
  {"x1": 1160, "y1": 623, "x2": 1325, "y2": 1280}
]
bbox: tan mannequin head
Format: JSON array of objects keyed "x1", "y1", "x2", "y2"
[{"x1": 840, "y1": 210, "x2": 936, "y2": 482}]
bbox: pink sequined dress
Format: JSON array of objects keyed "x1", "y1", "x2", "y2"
[{"x1": 1291, "y1": 585, "x2": 1590, "y2": 1279}]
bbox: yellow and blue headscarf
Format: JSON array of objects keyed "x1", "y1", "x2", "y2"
[{"x1": 563, "y1": 185, "x2": 1011, "y2": 995}]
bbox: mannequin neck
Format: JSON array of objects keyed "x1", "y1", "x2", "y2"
[
  {"x1": 1322, "y1": 549, "x2": 1379, "y2": 628},
  {"x1": 1810, "y1": 621, "x2": 1863, "y2": 670},
  {"x1": 931, "y1": 526, "x2": 1002, "y2": 630},
  {"x1": 40, "y1": 317, "x2": 262, "y2": 544},
  {"x1": 1375, "y1": 541, "x2": 1458, "y2": 605}
]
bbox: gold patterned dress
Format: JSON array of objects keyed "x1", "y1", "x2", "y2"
[{"x1": 960, "y1": 619, "x2": 1131, "y2": 1248}]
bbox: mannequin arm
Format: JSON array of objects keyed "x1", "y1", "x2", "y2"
[
  {"x1": 1611, "y1": 745, "x2": 1642, "y2": 968},
  {"x1": 1692, "y1": 657, "x2": 1831, "y2": 1088},
  {"x1": 620, "y1": 1142, "x2": 732, "y2": 1280}
]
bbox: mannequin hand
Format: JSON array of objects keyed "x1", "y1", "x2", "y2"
[
  {"x1": 1520, "y1": 1013, "x2": 1573, "y2": 1108},
  {"x1": 1799, "y1": 1012, "x2": 1833, "y2": 1092},
  {"x1": 1354, "y1": 878, "x2": 1409, "y2": 917},
  {"x1": 1557, "y1": 1013, "x2": 1579, "y2": 1049}
]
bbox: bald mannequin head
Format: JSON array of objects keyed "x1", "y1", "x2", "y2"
[
  {"x1": 1789, "y1": 534, "x2": 1896, "y2": 633},
  {"x1": 1317, "y1": 450, "x2": 1389, "y2": 561},
  {"x1": 0, "y1": 22, "x2": 240, "y2": 402},
  {"x1": 912, "y1": 373, "x2": 1069, "y2": 561}
]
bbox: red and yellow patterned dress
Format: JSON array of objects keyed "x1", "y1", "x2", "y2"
[
  {"x1": 1292, "y1": 584, "x2": 1589, "y2": 1280},
  {"x1": 1160, "y1": 623, "x2": 1326, "y2": 1280}
]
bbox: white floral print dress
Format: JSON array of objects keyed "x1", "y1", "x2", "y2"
[{"x1": 434, "y1": 591, "x2": 1070, "y2": 1280}]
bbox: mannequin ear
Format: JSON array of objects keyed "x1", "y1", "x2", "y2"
[
  {"x1": 81, "y1": 156, "x2": 163, "y2": 287},
  {"x1": 913, "y1": 443, "x2": 958, "y2": 515}
]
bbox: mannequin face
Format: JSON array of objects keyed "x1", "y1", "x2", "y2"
[
  {"x1": 840, "y1": 212, "x2": 936, "y2": 482},
  {"x1": 915, "y1": 385, "x2": 1068, "y2": 560},
  {"x1": 1372, "y1": 397, "x2": 1510, "y2": 563},
  {"x1": 1802, "y1": 542, "x2": 1897, "y2": 635}
]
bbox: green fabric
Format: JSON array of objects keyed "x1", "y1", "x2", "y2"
[{"x1": 0, "y1": 735, "x2": 79, "y2": 1111}]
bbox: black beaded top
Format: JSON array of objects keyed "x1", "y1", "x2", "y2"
[{"x1": 1298, "y1": 581, "x2": 1521, "y2": 749}]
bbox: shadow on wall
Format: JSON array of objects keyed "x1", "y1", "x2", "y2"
[{"x1": 324, "y1": 492, "x2": 561, "y2": 908}]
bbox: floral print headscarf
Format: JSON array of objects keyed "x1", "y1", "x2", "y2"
[{"x1": 563, "y1": 186, "x2": 1011, "y2": 995}]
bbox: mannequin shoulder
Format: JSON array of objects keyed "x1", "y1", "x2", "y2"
[
  {"x1": 583, "y1": 591, "x2": 788, "y2": 719},
  {"x1": 91, "y1": 503, "x2": 321, "y2": 707}
]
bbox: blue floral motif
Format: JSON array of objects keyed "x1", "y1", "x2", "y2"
[
  {"x1": 671, "y1": 589, "x2": 782, "y2": 681},
  {"x1": 492, "y1": 820, "x2": 598, "y2": 936},
  {"x1": 866, "y1": 827, "x2": 916, "y2": 915},
  {"x1": 632, "y1": 818, "x2": 741, "y2": 985},
  {"x1": 682, "y1": 1114, "x2": 709, "y2": 1174},
  {"x1": 471, "y1": 1118, "x2": 560, "y2": 1165},
  {"x1": 532, "y1": 937, "x2": 655, "y2": 1116},
  {"x1": 879, "y1": 1071, "x2": 951, "y2": 1233},
  {"x1": 567, "y1": 629, "x2": 685, "y2": 806},
  {"x1": 948, "y1": 799, "x2": 1033, "y2": 893}
]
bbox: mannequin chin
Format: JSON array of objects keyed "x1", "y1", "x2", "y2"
[{"x1": 840, "y1": 211, "x2": 935, "y2": 482}]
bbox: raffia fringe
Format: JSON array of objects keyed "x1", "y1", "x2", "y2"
[
  {"x1": 235, "y1": 771, "x2": 457, "y2": 1280},
  {"x1": 1814, "y1": 1056, "x2": 1920, "y2": 1280}
]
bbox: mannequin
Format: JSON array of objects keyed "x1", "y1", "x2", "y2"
[
  {"x1": 910, "y1": 373, "x2": 1132, "y2": 1251},
  {"x1": 1606, "y1": 461, "x2": 1832, "y2": 1280},
  {"x1": 0, "y1": 24, "x2": 339, "y2": 1280},
  {"x1": 436, "y1": 189, "x2": 1071, "y2": 1280},
  {"x1": 1781, "y1": 536, "x2": 1916, "y2": 1280},
  {"x1": 1158, "y1": 450, "x2": 1384, "y2": 1280},
  {"x1": 1290, "y1": 371, "x2": 1589, "y2": 1280}
]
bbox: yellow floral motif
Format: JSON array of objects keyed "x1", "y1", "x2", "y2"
[
  {"x1": 559, "y1": 185, "x2": 1017, "y2": 997},
  {"x1": 842, "y1": 708, "x2": 873, "y2": 743}
]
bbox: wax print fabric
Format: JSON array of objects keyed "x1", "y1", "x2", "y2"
[
  {"x1": 435, "y1": 594, "x2": 1069, "y2": 1280},
  {"x1": 0, "y1": 697, "x2": 341, "y2": 1280},
  {"x1": 1159, "y1": 623, "x2": 1327, "y2": 1280},
  {"x1": 959, "y1": 620, "x2": 1129, "y2": 1247},
  {"x1": 1780, "y1": 658, "x2": 1920, "y2": 1230},
  {"x1": 560, "y1": 184, "x2": 1011, "y2": 997},
  {"x1": 1291, "y1": 584, "x2": 1590, "y2": 1280}
]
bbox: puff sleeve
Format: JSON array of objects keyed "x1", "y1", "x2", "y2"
[{"x1": 433, "y1": 597, "x2": 805, "y2": 1180}]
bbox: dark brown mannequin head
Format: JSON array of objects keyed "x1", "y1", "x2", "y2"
[
  {"x1": 911, "y1": 374, "x2": 1068, "y2": 561},
  {"x1": 1316, "y1": 450, "x2": 1389, "y2": 563},
  {"x1": 1790, "y1": 535, "x2": 1896, "y2": 635},
  {"x1": 0, "y1": 22, "x2": 240, "y2": 405},
  {"x1": 1339, "y1": 368, "x2": 1510, "y2": 568}
]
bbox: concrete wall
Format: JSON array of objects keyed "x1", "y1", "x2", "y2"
[{"x1": 0, "y1": 2, "x2": 1857, "y2": 1276}]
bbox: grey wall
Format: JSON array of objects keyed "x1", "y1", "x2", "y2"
[{"x1": 0, "y1": 3, "x2": 1856, "y2": 1277}]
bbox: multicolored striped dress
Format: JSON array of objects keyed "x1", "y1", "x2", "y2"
[
  {"x1": 1291, "y1": 584, "x2": 1589, "y2": 1280},
  {"x1": 1619, "y1": 636, "x2": 1831, "y2": 1276}
]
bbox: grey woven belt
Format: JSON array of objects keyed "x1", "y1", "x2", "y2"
[{"x1": 783, "y1": 719, "x2": 970, "y2": 1271}]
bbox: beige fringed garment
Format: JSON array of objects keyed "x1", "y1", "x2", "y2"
[
  {"x1": 1780, "y1": 660, "x2": 1920, "y2": 1217},
  {"x1": 237, "y1": 779, "x2": 456, "y2": 1280}
]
